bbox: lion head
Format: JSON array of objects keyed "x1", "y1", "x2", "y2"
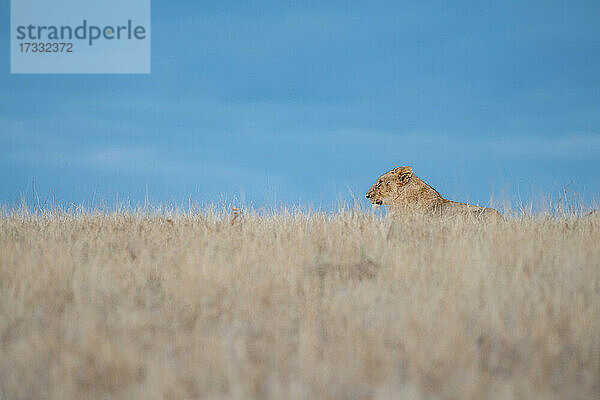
[{"x1": 365, "y1": 166, "x2": 413, "y2": 206}]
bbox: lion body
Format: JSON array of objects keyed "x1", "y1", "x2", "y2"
[{"x1": 366, "y1": 166, "x2": 502, "y2": 219}]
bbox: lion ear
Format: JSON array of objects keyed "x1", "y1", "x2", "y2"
[{"x1": 396, "y1": 166, "x2": 413, "y2": 182}]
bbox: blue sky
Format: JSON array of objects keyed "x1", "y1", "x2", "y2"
[{"x1": 1, "y1": 0, "x2": 599, "y2": 210}]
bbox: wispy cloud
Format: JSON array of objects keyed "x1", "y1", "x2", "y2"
[{"x1": 483, "y1": 134, "x2": 600, "y2": 158}]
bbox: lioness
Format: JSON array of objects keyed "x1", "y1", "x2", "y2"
[{"x1": 366, "y1": 166, "x2": 502, "y2": 219}]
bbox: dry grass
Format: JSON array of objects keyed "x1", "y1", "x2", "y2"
[{"x1": 1, "y1": 206, "x2": 599, "y2": 400}]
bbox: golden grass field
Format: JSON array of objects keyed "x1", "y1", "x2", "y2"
[{"x1": 1, "y1": 205, "x2": 599, "y2": 399}]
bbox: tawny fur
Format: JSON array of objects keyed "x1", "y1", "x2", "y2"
[{"x1": 366, "y1": 166, "x2": 502, "y2": 219}]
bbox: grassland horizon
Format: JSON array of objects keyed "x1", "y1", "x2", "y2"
[{"x1": 1, "y1": 202, "x2": 599, "y2": 399}]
